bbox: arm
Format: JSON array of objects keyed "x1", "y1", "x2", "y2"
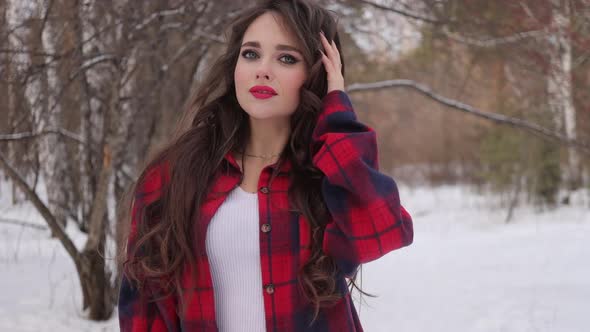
[
  {"x1": 118, "y1": 162, "x2": 179, "y2": 332},
  {"x1": 312, "y1": 90, "x2": 414, "y2": 278}
]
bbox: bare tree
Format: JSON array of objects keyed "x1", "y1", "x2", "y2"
[
  {"x1": 546, "y1": 0, "x2": 581, "y2": 186},
  {"x1": 0, "y1": 0, "x2": 244, "y2": 320}
]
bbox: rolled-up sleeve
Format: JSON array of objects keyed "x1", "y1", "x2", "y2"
[{"x1": 311, "y1": 90, "x2": 414, "y2": 277}]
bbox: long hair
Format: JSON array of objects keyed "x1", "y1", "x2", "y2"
[{"x1": 118, "y1": 0, "x2": 368, "y2": 323}]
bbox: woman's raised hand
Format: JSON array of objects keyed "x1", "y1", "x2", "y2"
[{"x1": 319, "y1": 31, "x2": 345, "y2": 94}]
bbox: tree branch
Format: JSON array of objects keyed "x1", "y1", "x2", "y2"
[
  {"x1": 346, "y1": 79, "x2": 590, "y2": 155},
  {"x1": 0, "y1": 151, "x2": 81, "y2": 263},
  {"x1": 0, "y1": 48, "x2": 64, "y2": 58},
  {"x1": 0, "y1": 218, "x2": 48, "y2": 231},
  {"x1": 356, "y1": 0, "x2": 549, "y2": 49},
  {"x1": 353, "y1": 0, "x2": 442, "y2": 24},
  {"x1": 0, "y1": 128, "x2": 86, "y2": 146},
  {"x1": 134, "y1": 5, "x2": 187, "y2": 31},
  {"x1": 441, "y1": 26, "x2": 548, "y2": 48}
]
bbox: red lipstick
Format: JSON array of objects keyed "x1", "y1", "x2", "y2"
[{"x1": 249, "y1": 85, "x2": 277, "y2": 99}]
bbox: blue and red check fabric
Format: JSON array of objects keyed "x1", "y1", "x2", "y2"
[{"x1": 118, "y1": 90, "x2": 414, "y2": 331}]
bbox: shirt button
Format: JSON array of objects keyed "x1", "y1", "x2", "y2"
[
  {"x1": 259, "y1": 186, "x2": 269, "y2": 194},
  {"x1": 261, "y1": 223, "x2": 271, "y2": 233},
  {"x1": 265, "y1": 284, "x2": 275, "y2": 294}
]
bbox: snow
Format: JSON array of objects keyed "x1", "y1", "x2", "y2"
[{"x1": 1, "y1": 180, "x2": 589, "y2": 332}]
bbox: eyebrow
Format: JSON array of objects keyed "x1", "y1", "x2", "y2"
[{"x1": 241, "y1": 41, "x2": 302, "y2": 55}]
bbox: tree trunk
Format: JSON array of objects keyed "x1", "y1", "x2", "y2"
[
  {"x1": 30, "y1": 2, "x2": 68, "y2": 234},
  {"x1": 78, "y1": 241, "x2": 114, "y2": 320},
  {"x1": 547, "y1": 0, "x2": 581, "y2": 188}
]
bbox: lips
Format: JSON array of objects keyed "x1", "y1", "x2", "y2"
[
  {"x1": 249, "y1": 85, "x2": 277, "y2": 99},
  {"x1": 249, "y1": 85, "x2": 277, "y2": 94}
]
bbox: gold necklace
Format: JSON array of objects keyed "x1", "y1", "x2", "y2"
[{"x1": 240, "y1": 152, "x2": 281, "y2": 160}]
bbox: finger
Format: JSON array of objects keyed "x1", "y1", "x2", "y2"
[
  {"x1": 330, "y1": 41, "x2": 342, "y2": 68},
  {"x1": 329, "y1": 38, "x2": 339, "y2": 54},
  {"x1": 320, "y1": 32, "x2": 336, "y2": 64},
  {"x1": 330, "y1": 39, "x2": 341, "y2": 61},
  {"x1": 319, "y1": 32, "x2": 331, "y2": 56},
  {"x1": 326, "y1": 37, "x2": 340, "y2": 60},
  {"x1": 320, "y1": 50, "x2": 335, "y2": 73},
  {"x1": 320, "y1": 32, "x2": 337, "y2": 54},
  {"x1": 323, "y1": 34, "x2": 341, "y2": 68}
]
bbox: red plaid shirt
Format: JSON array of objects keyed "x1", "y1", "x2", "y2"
[{"x1": 118, "y1": 90, "x2": 414, "y2": 331}]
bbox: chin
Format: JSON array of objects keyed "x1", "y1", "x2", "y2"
[
  {"x1": 244, "y1": 109, "x2": 279, "y2": 120},
  {"x1": 243, "y1": 106, "x2": 293, "y2": 120}
]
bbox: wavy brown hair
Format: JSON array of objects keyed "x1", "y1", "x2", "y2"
[{"x1": 118, "y1": 0, "x2": 370, "y2": 323}]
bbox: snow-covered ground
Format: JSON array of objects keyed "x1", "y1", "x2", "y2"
[{"x1": 1, "y1": 182, "x2": 589, "y2": 332}]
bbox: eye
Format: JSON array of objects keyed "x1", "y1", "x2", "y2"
[
  {"x1": 279, "y1": 54, "x2": 299, "y2": 65},
  {"x1": 241, "y1": 49, "x2": 258, "y2": 59},
  {"x1": 240, "y1": 49, "x2": 299, "y2": 65}
]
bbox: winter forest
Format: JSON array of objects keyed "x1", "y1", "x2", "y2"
[{"x1": 1, "y1": 0, "x2": 589, "y2": 331}]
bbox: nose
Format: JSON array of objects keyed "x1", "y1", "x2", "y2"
[
  {"x1": 255, "y1": 61, "x2": 272, "y2": 81},
  {"x1": 256, "y1": 71, "x2": 270, "y2": 80}
]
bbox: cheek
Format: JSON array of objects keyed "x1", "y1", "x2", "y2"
[
  {"x1": 285, "y1": 71, "x2": 307, "y2": 101},
  {"x1": 234, "y1": 63, "x2": 247, "y2": 87}
]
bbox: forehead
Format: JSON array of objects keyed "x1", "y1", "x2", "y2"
[{"x1": 242, "y1": 12, "x2": 300, "y2": 48}]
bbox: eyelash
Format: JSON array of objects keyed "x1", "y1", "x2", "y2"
[{"x1": 240, "y1": 49, "x2": 299, "y2": 65}]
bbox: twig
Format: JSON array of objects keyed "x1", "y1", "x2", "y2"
[
  {"x1": 354, "y1": 0, "x2": 442, "y2": 24},
  {"x1": 0, "y1": 218, "x2": 49, "y2": 231},
  {"x1": 441, "y1": 26, "x2": 547, "y2": 48},
  {"x1": 0, "y1": 128, "x2": 86, "y2": 146}
]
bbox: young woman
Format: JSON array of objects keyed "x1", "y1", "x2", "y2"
[{"x1": 118, "y1": 0, "x2": 414, "y2": 331}]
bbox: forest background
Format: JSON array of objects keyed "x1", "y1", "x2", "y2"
[{"x1": 1, "y1": 0, "x2": 589, "y2": 330}]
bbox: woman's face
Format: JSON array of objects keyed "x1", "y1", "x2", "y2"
[{"x1": 234, "y1": 12, "x2": 308, "y2": 121}]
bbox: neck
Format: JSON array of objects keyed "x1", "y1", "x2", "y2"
[{"x1": 244, "y1": 116, "x2": 290, "y2": 159}]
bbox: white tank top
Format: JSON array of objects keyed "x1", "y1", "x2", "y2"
[{"x1": 205, "y1": 185, "x2": 267, "y2": 332}]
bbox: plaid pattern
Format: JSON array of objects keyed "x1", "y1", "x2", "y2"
[{"x1": 118, "y1": 90, "x2": 414, "y2": 331}]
